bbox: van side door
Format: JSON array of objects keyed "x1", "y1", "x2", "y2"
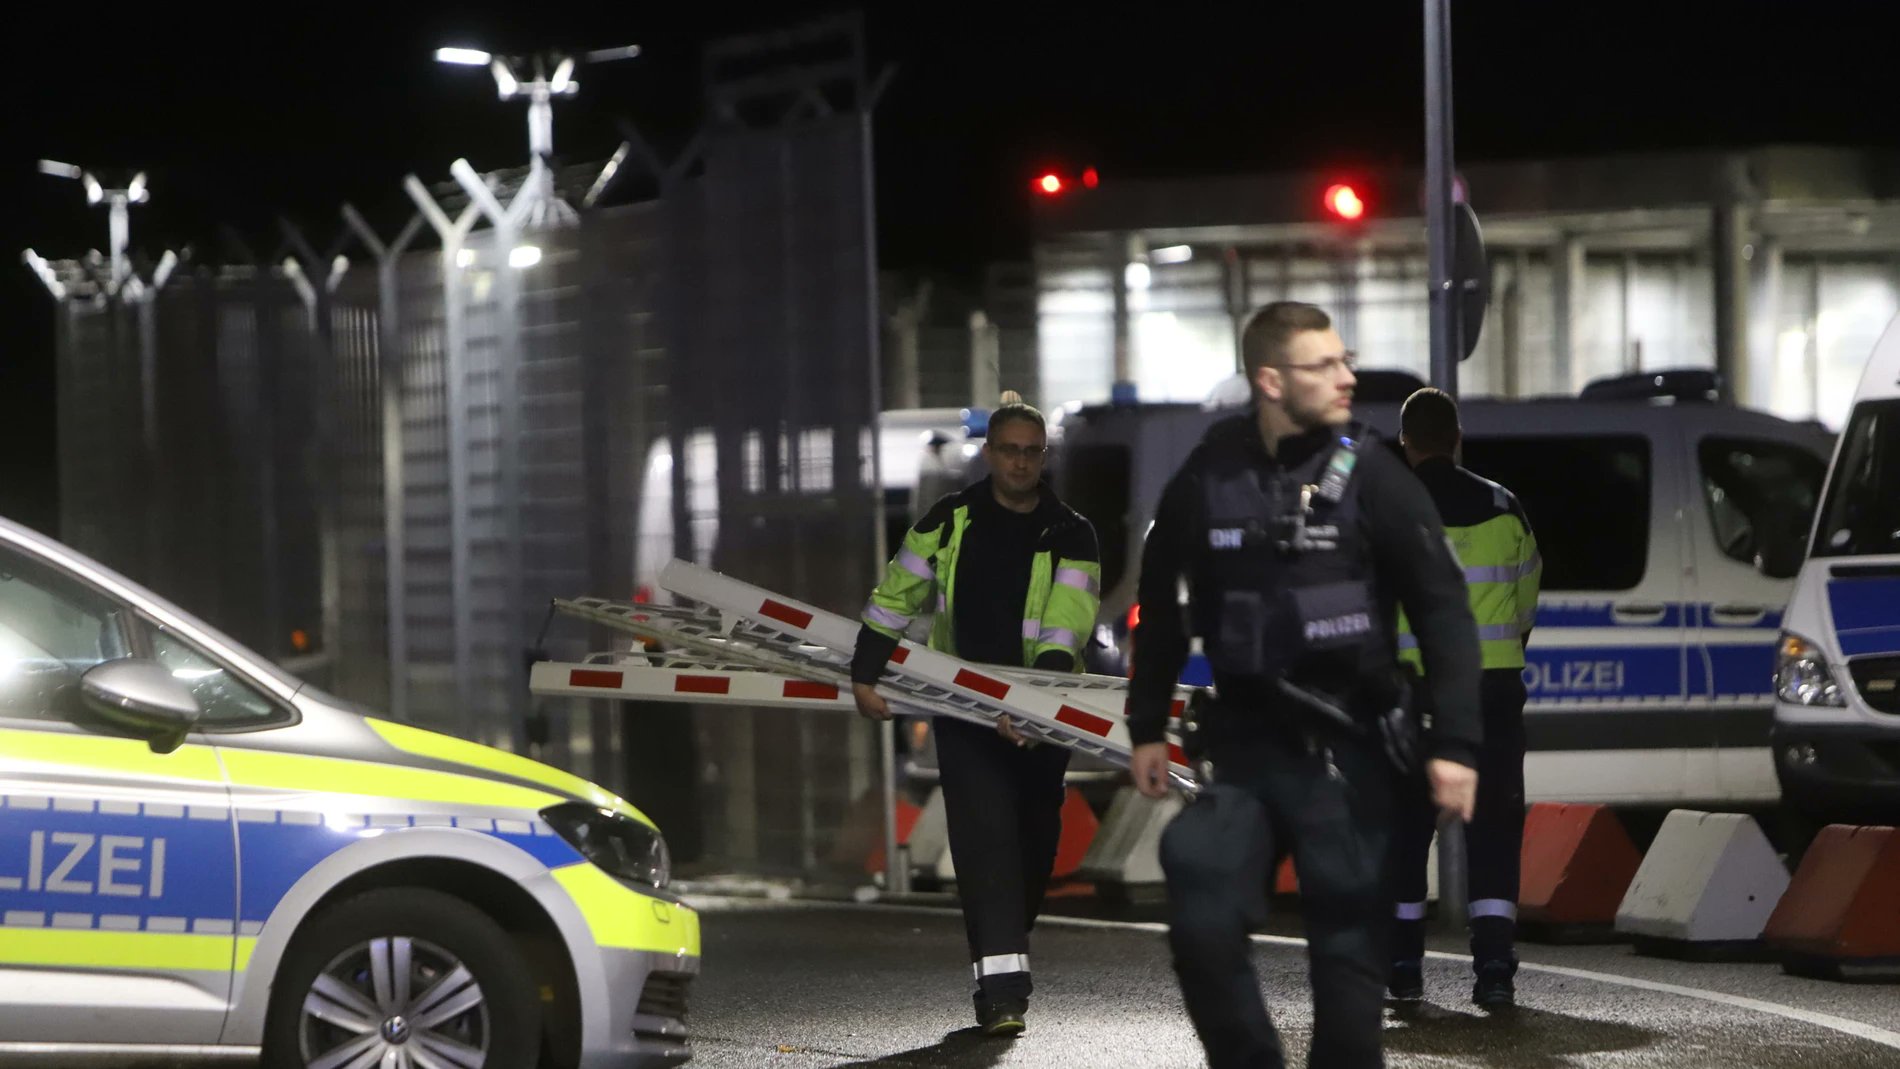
[{"x1": 1461, "y1": 417, "x2": 1693, "y2": 804}]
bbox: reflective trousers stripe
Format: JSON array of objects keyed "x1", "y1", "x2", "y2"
[
  {"x1": 1469, "y1": 898, "x2": 1518, "y2": 920},
  {"x1": 1394, "y1": 901, "x2": 1428, "y2": 921},
  {"x1": 972, "y1": 953, "x2": 1030, "y2": 978}
]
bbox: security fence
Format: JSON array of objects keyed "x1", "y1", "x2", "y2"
[{"x1": 35, "y1": 15, "x2": 899, "y2": 881}]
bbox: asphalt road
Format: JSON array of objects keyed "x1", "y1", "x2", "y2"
[{"x1": 679, "y1": 896, "x2": 1900, "y2": 1068}]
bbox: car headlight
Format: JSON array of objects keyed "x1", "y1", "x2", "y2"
[
  {"x1": 541, "y1": 802, "x2": 671, "y2": 890},
  {"x1": 1776, "y1": 632, "x2": 1845, "y2": 707}
]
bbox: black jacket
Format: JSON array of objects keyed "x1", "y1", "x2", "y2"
[{"x1": 1126, "y1": 415, "x2": 1483, "y2": 768}]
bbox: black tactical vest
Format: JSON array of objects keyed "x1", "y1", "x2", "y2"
[{"x1": 1192, "y1": 421, "x2": 1395, "y2": 714}]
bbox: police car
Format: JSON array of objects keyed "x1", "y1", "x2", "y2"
[
  {"x1": 1051, "y1": 368, "x2": 1834, "y2": 808},
  {"x1": 0, "y1": 516, "x2": 698, "y2": 1067},
  {"x1": 1773, "y1": 316, "x2": 1900, "y2": 822}
]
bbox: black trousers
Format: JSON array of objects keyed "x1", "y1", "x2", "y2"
[
  {"x1": 1160, "y1": 726, "x2": 1396, "y2": 1069},
  {"x1": 934, "y1": 715, "x2": 1072, "y2": 1005},
  {"x1": 1390, "y1": 669, "x2": 1528, "y2": 969}
]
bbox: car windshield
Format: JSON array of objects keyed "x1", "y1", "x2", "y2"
[{"x1": 1812, "y1": 399, "x2": 1900, "y2": 558}]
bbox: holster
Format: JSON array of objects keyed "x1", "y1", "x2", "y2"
[
  {"x1": 1274, "y1": 673, "x2": 1421, "y2": 779},
  {"x1": 1376, "y1": 672, "x2": 1422, "y2": 779},
  {"x1": 1179, "y1": 688, "x2": 1216, "y2": 784}
]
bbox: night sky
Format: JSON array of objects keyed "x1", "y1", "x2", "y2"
[{"x1": 5, "y1": 0, "x2": 1898, "y2": 536}]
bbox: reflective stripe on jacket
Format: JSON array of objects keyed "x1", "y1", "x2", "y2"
[
  {"x1": 861, "y1": 480, "x2": 1100, "y2": 670},
  {"x1": 1399, "y1": 459, "x2": 1542, "y2": 671}
]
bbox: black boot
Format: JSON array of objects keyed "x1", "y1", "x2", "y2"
[
  {"x1": 1387, "y1": 959, "x2": 1424, "y2": 1001},
  {"x1": 973, "y1": 991, "x2": 1027, "y2": 1036},
  {"x1": 1472, "y1": 959, "x2": 1516, "y2": 1008}
]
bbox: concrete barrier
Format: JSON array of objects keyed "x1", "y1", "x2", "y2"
[
  {"x1": 1519, "y1": 802, "x2": 1642, "y2": 942},
  {"x1": 1764, "y1": 823, "x2": 1900, "y2": 979},
  {"x1": 842, "y1": 789, "x2": 924, "y2": 877},
  {"x1": 1051, "y1": 787, "x2": 1101, "y2": 880},
  {"x1": 1614, "y1": 809, "x2": 1788, "y2": 960},
  {"x1": 903, "y1": 787, "x2": 950, "y2": 878},
  {"x1": 1075, "y1": 786, "x2": 1184, "y2": 900}
]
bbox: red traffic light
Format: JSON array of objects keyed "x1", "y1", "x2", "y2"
[
  {"x1": 1035, "y1": 173, "x2": 1064, "y2": 195},
  {"x1": 1325, "y1": 183, "x2": 1365, "y2": 221},
  {"x1": 1082, "y1": 167, "x2": 1099, "y2": 188}
]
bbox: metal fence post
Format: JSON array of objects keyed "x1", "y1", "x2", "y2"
[
  {"x1": 343, "y1": 206, "x2": 428, "y2": 720},
  {"x1": 405, "y1": 176, "x2": 483, "y2": 741}
]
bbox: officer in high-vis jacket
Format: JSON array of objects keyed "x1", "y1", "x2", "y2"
[
  {"x1": 1388, "y1": 387, "x2": 1542, "y2": 1008},
  {"x1": 851, "y1": 391, "x2": 1101, "y2": 1038},
  {"x1": 1126, "y1": 302, "x2": 1483, "y2": 1069}
]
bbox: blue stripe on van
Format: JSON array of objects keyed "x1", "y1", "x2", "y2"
[
  {"x1": 1164, "y1": 602, "x2": 1785, "y2": 698},
  {"x1": 1827, "y1": 578, "x2": 1900, "y2": 661},
  {"x1": 1827, "y1": 577, "x2": 1900, "y2": 631},
  {"x1": 1532, "y1": 603, "x2": 1783, "y2": 631},
  {"x1": 1535, "y1": 604, "x2": 1683, "y2": 629},
  {"x1": 1523, "y1": 645, "x2": 1682, "y2": 700},
  {"x1": 1706, "y1": 643, "x2": 1776, "y2": 699},
  {"x1": 1696, "y1": 605, "x2": 1786, "y2": 631},
  {"x1": 1839, "y1": 627, "x2": 1900, "y2": 658}
]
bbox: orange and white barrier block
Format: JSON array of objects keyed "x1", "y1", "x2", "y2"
[
  {"x1": 1764, "y1": 823, "x2": 1900, "y2": 979},
  {"x1": 1518, "y1": 802, "x2": 1643, "y2": 942}
]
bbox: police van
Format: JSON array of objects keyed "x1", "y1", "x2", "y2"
[
  {"x1": 0, "y1": 516, "x2": 698, "y2": 1067},
  {"x1": 1773, "y1": 317, "x2": 1900, "y2": 822},
  {"x1": 1052, "y1": 369, "x2": 1834, "y2": 808}
]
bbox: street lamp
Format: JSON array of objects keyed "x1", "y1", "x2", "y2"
[
  {"x1": 38, "y1": 158, "x2": 149, "y2": 294},
  {"x1": 434, "y1": 43, "x2": 641, "y2": 236}
]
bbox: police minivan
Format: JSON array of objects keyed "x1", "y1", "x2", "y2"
[
  {"x1": 1773, "y1": 317, "x2": 1900, "y2": 822},
  {"x1": 0, "y1": 516, "x2": 698, "y2": 1067},
  {"x1": 1054, "y1": 369, "x2": 1834, "y2": 808}
]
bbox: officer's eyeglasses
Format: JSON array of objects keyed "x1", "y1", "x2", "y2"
[
  {"x1": 1275, "y1": 351, "x2": 1359, "y2": 377},
  {"x1": 989, "y1": 443, "x2": 1047, "y2": 461}
]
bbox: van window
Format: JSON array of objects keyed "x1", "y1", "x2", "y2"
[
  {"x1": 1813, "y1": 399, "x2": 1900, "y2": 558},
  {"x1": 1058, "y1": 444, "x2": 1132, "y2": 596},
  {"x1": 1697, "y1": 438, "x2": 1827, "y2": 567},
  {"x1": 1460, "y1": 435, "x2": 1651, "y2": 591}
]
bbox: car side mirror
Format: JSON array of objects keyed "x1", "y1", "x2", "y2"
[{"x1": 79, "y1": 659, "x2": 203, "y2": 754}]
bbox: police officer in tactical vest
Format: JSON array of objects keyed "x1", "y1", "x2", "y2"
[
  {"x1": 852, "y1": 392, "x2": 1102, "y2": 1038},
  {"x1": 1387, "y1": 387, "x2": 1542, "y2": 1008},
  {"x1": 1126, "y1": 302, "x2": 1483, "y2": 1069}
]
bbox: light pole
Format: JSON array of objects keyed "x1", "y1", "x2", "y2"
[
  {"x1": 37, "y1": 159, "x2": 151, "y2": 296},
  {"x1": 1423, "y1": 0, "x2": 1469, "y2": 934},
  {"x1": 422, "y1": 41, "x2": 638, "y2": 751},
  {"x1": 434, "y1": 44, "x2": 640, "y2": 233},
  {"x1": 1424, "y1": 0, "x2": 1458, "y2": 399}
]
